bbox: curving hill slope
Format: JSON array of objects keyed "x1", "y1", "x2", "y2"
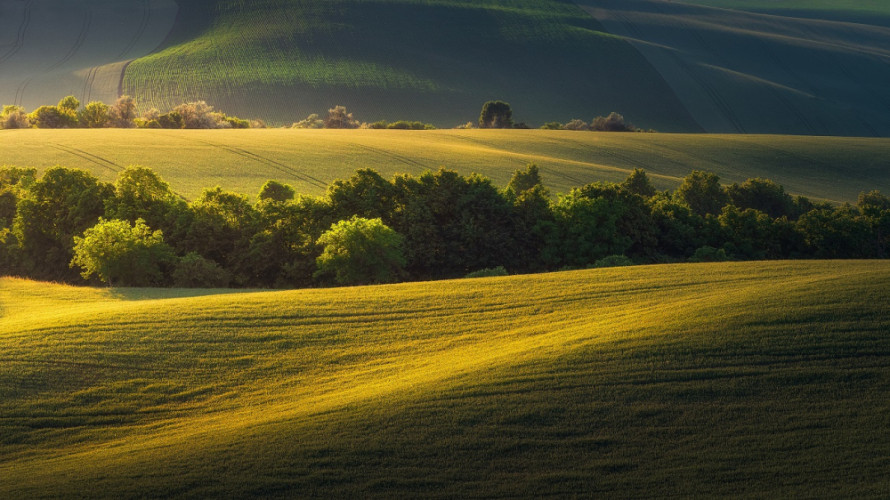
[
  {"x1": 580, "y1": 0, "x2": 890, "y2": 136},
  {"x1": 122, "y1": 0, "x2": 698, "y2": 131},
  {"x1": 1, "y1": 261, "x2": 889, "y2": 497},
  {"x1": 0, "y1": 0, "x2": 178, "y2": 110}
]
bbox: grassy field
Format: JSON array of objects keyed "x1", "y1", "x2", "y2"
[
  {"x1": 1, "y1": 260, "x2": 889, "y2": 497},
  {"x1": 2, "y1": 128, "x2": 889, "y2": 202}
]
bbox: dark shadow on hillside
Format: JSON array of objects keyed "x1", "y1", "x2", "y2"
[{"x1": 106, "y1": 287, "x2": 268, "y2": 302}]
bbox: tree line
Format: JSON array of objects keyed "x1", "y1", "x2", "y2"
[
  {"x1": 1, "y1": 164, "x2": 887, "y2": 288},
  {"x1": 3, "y1": 97, "x2": 638, "y2": 131},
  {"x1": 0, "y1": 95, "x2": 260, "y2": 130}
]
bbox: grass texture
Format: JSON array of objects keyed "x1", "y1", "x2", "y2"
[
  {"x1": 1, "y1": 260, "x2": 889, "y2": 497},
  {"x1": 2, "y1": 128, "x2": 889, "y2": 202}
]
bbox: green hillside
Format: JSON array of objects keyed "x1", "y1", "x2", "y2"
[
  {"x1": 5, "y1": 1, "x2": 890, "y2": 135},
  {"x1": 122, "y1": 0, "x2": 698, "y2": 131},
  {"x1": 580, "y1": 0, "x2": 890, "y2": 136},
  {"x1": 2, "y1": 261, "x2": 889, "y2": 497},
  {"x1": 2, "y1": 129, "x2": 888, "y2": 202}
]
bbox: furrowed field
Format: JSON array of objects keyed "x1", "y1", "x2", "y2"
[
  {"x1": 2, "y1": 129, "x2": 889, "y2": 202},
  {"x1": 1, "y1": 261, "x2": 889, "y2": 497}
]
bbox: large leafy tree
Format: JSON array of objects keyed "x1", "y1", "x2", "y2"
[
  {"x1": 71, "y1": 218, "x2": 174, "y2": 286},
  {"x1": 315, "y1": 216, "x2": 406, "y2": 285},
  {"x1": 478, "y1": 100, "x2": 513, "y2": 129},
  {"x1": 13, "y1": 168, "x2": 114, "y2": 281},
  {"x1": 676, "y1": 170, "x2": 728, "y2": 217}
]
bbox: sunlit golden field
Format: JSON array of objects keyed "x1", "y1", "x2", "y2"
[
  {"x1": 2, "y1": 261, "x2": 889, "y2": 497},
  {"x1": 2, "y1": 129, "x2": 889, "y2": 203}
]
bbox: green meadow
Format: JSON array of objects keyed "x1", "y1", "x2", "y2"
[
  {"x1": 1, "y1": 261, "x2": 889, "y2": 497},
  {"x1": 2, "y1": 129, "x2": 889, "y2": 202}
]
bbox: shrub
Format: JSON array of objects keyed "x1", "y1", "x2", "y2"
[
  {"x1": 315, "y1": 216, "x2": 406, "y2": 285},
  {"x1": 592, "y1": 255, "x2": 634, "y2": 268},
  {"x1": 465, "y1": 266, "x2": 508, "y2": 278},
  {"x1": 324, "y1": 105, "x2": 360, "y2": 129},
  {"x1": 172, "y1": 252, "x2": 231, "y2": 288},
  {"x1": 688, "y1": 245, "x2": 729, "y2": 262},
  {"x1": 70, "y1": 218, "x2": 174, "y2": 286},
  {"x1": 109, "y1": 95, "x2": 137, "y2": 128},
  {"x1": 591, "y1": 112, "x2": 635, "y2": 132},
  {"x1": 292, "y1": 114, "x2": 324, "y2": 129},
  {"x1": 563, "y1": 119, "x2": 589, "y2": 131},
  {"x1": 0, "y1": 105, "x2": 30, "y2": 129},
  {"x1": 540, "y1": 122, "x2": 563, "y2": 130}
]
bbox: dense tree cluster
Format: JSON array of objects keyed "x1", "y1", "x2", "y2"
[
  {"x1": 1, "y1": 165, "x2": 887, "y2": 288},
  {"x1": 0, "y1": 96, "x2": 259, "y2": 130}
]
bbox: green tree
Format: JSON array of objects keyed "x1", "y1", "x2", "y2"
[
  {"x1": 258, "y1": 180, "x2": 296, "y2": 203},
  {"x1": 71, "y1": 218, "x2": 174, "y2": 286},
  {"x1": 676, "y1": 170, "x2": 728, "y2": 217},
  {"x1": 327, "y1": 168, "x2": 396, "y2": 221},
  {"x1": 479, "y1": 100, "x2": 513, "y2": 129},
  {"x1": 622, "y1": 168, "x2": 656, "y2": 198},
  {"x1": 543, "y1": 189, "x2": 632, "y2": 268},
  {"x1": 726, "y1": 178, "x2": 796, "y2": 219},
  {"x1": 29, "y1": 106, "x2": 66, "y2": 129},
  {"x1": 392, "y1": 169, "x2": 515, "y2": 278},
  {"x1": 79, "y1": 101, "x2": 110, "y2": 128},
  {"x1": 506, "y1": 163, "x2": 546, "y2": 197},
  {"x1": 315, "y1": 216, "x2": 406, "y2": 285},
  {"x1": 13, "y1": 167, "x2": 114, "y2": 281}
]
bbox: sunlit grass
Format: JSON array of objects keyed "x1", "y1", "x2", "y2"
[
  {"x1": 1, "y1": 261, "x2": 889, "y2": 497},
  {"x1": 2, "y1": 129, "x2": 888, "y2": 202}
]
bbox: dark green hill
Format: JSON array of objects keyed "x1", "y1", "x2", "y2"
[{"x1": 123, "y1": 0, "x2": 699, "y2": 130}]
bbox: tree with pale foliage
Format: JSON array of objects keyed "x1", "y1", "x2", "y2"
[
  {"x1": 0, "y1": 105, "x2": 30, "y2": 129},
  {"x1": 324, "y1": 105, "x2": 360, "y2": 129},
  {"x1": 315, "y1": 216, "x2": 406, "y2": 285},
  {"x1": 71, "y1": 218, "x2": 174, "y2": 286},
  {"x1": 109, "y1": 95, "x2": 137, "y2": 128}
]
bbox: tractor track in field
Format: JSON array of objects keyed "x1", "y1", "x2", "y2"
[
  {"x1": 80, "y1": 65, "x2": 99, "y2": 104},
  {"x1": 51, "y1": 144, "x2": 123, "y2": 174},
  {"x1": 445, "y1": 133, "x2": 590, "y2": 186},
  {"x1": 46, "y1": 9, "x2": 92, "y2": 72},
  {"x1": 0, "y1": 0, "x2": 33, "y2": 65},
  {"x1": 195, "y1": 139, "x2": 329, "y2": 190},
  {"x1": 116, "y1": 0, "x2": 151, "y2": 60},
  {"x1": 351, "y1": 143, "x2": 432, "y2": 172}
]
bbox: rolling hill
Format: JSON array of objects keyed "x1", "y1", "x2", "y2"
[
  {"x1": 2, "y1": 128, "x2": 888, "y2": 202},
  {"x1": 1, "y1": 260, "x2": 889, "y2": 497},
  {"x1": 3, "y1": 1, "x2": 890, "y2": 134}
]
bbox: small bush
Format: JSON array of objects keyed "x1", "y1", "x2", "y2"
[
  {"x1": 172, "y1": 252, "x2": 231, "y2": 288},
  {"x1": 592, "y1": 255, "x2": 634, "y2": 268},
  {"x1": 564, "y1": 119, "x2": 589, "y2": 131},
  {"x1": 465, "y1": 266, "x2": 508, "y2": 278},
  {"x1": 540, "y1": 122, "x2": 563, "y2": 130},
  {"x1": 688, "y1": 246, "x2": 729, "y2": 263}
]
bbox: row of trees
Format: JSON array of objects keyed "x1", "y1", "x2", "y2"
[
  {"x1": 478, "y1": 101, "x2": 641, "y2": 131},
  {"x1": 1, "y1": 164, "x2": 887, "y2": 288},
  {"x1": 0, "y1": 96, "x2": 259, "y2": 130}
]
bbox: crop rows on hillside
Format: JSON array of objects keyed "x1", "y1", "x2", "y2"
[{"x1": 122, "y1": 0, "x2": 696, "y2": 129}]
